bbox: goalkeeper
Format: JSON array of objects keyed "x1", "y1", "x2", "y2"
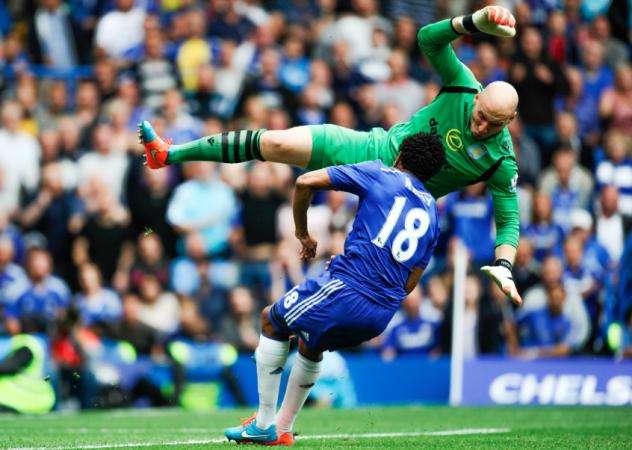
[{"x1": 140, "y1": 6, "x2": 522, "y2": 305}]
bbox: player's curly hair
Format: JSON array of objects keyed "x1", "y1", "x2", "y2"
[{"x1": 398, "y1": 132, "x2": 446, "y2": 182}]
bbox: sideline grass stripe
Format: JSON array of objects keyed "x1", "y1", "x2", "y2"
[{"x1": 8, "y1": 428, "x2": 511, "y2": 449}]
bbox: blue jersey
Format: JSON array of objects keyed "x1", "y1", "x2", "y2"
[
  {"x1": 326, "y1": 161, "x2": 440, "y2": 310},
  {"x1": 517, "y1": 308, "x2": 572, "y2": 348}
]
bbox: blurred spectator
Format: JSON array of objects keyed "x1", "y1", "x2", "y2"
[
  {"x1": 329, "y1": 101, "x2": 357, "y2": 130},
  {"x1": 546, "y1": 10, "x2": 578, "y2": 66},
  {"x1": 373, "y1": 49, "x2": 425, "y2": 121},
  {"x1": 510, "y1": 283, "x2": 573, "y2": 358},
  {"x1": 75, "y1": 263, "x2": 122, "y2": 329},
  {"x1": 332, "y1": 0, "x2": 391, "y2": 65},
  {"x1": 170, "y1": 232, "x2": 210, "y2": 297},
  {"x1": 599, "y1": 64, "x2": 632, "y2": 139},
  {"x1": 523, "y1": 192, "x2": 565, "y2": 263},
  {"x1": 45, "y1": 81, "x2": 71, "y2": 126},
  {"x1": 381, "y1": 286, "x2": 442, "y2": 360},
  {"x1": 94, "y1": 58, "x2": 119, "y2": 102},
  {"x1": 27, "y1": 0, "x2": 90, "y2": 68},
  {"x1": 475, "y1": 42, "x2": 505, "y2": 85},
  {"x1": 4, "y1": 248, "x2": 71, "y2": 335},
  {"x1": 169, "y1": 231, "x2": 233, "y2": 328},
  {"x1": 563, "y1": 234, "x2": 602, "y2": 342},
  {"x1": 238, "y1": 47, "x2": 295, "y2": 116},
  {"x1": 137, "y1": 274, "x2": 180, "y2": 335},
  {"x1": 590, "y1": 15, "x2": 629, "y2": 71},
  {"x1": 219, "y1": 286, "x2": 260, "y2": 353},
  {"x1": 513, "y1": 238, "x2": 540, "y2": 295},
  {"x1": 187, "y1": 64, "x2": 224, "y2": 119},
  {"x1": 19, "y1": 163, "x2": 80, "y2": 279},
  {"x1": 0, "y1": 237, "x2": 27, "y2": 306},
  {"x1": 596, "y1": 186, "x2": 624, "y2": 262},
  {"x1": 134, "y1": 29, "x2": 179, "y2": 112},
  {"x1": 508, "y1": 115, "x2": 541, "y2": 187},
  {"x1": 117, "y1": 75, "x2": 151, "y2": 131},
  {"x1": 279, "y1": 36, "x2": 310, "y2": 93},
  {"x1": 576, "y1": 40, "x2": 613, "y2": 146},
  {"x1": 522, "y1": 255, "x2": 591, "y2": 351},
  {"x1": 0, "y1": 212, "x2": 25, "y2": 264},
  {"x1": 234, "y1": 162, "x2": 289, "y2": 292},
  {"x1": 296, "y1": 83, "x2": 327, "y2": 125},
  {"x1": 77, "y1": 123, "x2": 129, "y2": 201},
  {"x1": 208, "y1": 0, "x2": 255, "y2": 43},
  {"x1": 310, "y1": 59, "x2": 335, "y2": 110},
  {"x1": 104, "y1": 98, "x2": 136, "y2": 152},
  {"x1": 540, "y1": 147, "x2": 594, "y2": 232},
  {"x1": 441, "y1": 275, "x2": 506, "y2": 358},
  {"x1": 73, "y1": 182, "x2": 132, "y2": 285},
  {"x1": 94, "y1": 0, "x2": 146, "y2": 60},
  {"x1": 552, "y1": 112, "x2": 591, "y2": 170},
  {"x1": 0, "y1": 101, "x2": 41, "y2": 215},
  {"x1": 129, "y1": 233, "x2": 169, "y2": 292},
  {"x1": 568, "y1": 208, "x2": 610, "y2": 278},
  {"x1": 166, "y1": 162, "x2": 238, "y2": 257},
  {"x1": 594, "y1": 131, "x2": 632, "y2": 220},
  {"x1": 162, "y1": 89, "x2": 202, "y2": 143},
  {"x1": 112, "y1": 293, "x2": 160, "y2": 355},
  {"x1": 73, "y1": 80, "x2": 101, "y2": 149},
  {"x1": 510, "y1": 26, "x2": 569, "y2": 156},
  {"x1": 176, "y1": 9, "x2": 213, "y2": 93},
  {"x1": 126, "y1": 159, "x2": 176, "y2": 256},
  {"x1": 58, "y1": 115, "x2": 85, "y2": 161},
  {"x1": 444, "y1": 183, "x2": 494, "y2": 265}
]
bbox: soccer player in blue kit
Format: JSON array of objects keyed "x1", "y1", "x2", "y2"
[{"x1": 225, "y1": 132, "x2": 446, "y2": 446}]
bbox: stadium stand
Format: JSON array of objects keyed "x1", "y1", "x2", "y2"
[{"x1": 0, "y1": 0, "x2": 629, "y2": 410}]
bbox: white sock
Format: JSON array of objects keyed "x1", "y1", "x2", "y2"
[
  {"x1": 255, "y1": 335, "x2": 289, "y2": 429},
  {"x1": 276, "y1": 353, "x2": 321, "y2": 434}
]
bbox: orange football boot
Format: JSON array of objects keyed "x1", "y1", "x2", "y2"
[{"x1": 138, "y1": 120, "x2": 170, "y2": 169}]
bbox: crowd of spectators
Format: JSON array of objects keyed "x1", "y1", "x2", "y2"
[{"x1": 0, "y1": 0, "x2": 631, "y2": 407}]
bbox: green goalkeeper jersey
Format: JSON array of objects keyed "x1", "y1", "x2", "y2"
[{"x1": 387, "y1": 19, "x2": 520, "y2": 249}]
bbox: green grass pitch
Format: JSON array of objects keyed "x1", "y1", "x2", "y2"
[{"x1": 1, "y1": 406, "x2": 631, "y2": 449}]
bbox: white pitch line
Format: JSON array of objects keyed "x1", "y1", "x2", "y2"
[
  {"x1": 6, "y1": 427, "x2": 510, "y2": 450},
  {"x1": 301, "y1": 428, "x2": 511, "y2": 439}
]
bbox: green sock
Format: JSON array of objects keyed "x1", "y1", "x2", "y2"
[{"x1": 166, "y1": 129, "x2": 266, "y2": 164}]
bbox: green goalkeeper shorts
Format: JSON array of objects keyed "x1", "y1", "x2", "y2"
[{"x1": 306, "y1": 124, "x2": 396, "y2": 171}]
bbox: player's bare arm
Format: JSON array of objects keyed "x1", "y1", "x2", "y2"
[
  {"x1": 292, "y1": 169, "x2": 333, "y2": 260},
  {"x1": 405, "y1": 268, "x2": 424, "y2": 295}
]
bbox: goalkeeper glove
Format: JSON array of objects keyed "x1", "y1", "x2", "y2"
[
  {"x1": 481, "y1": 259, "x2": 522, "y2": 305},
  {"x1": 454, "y1": 5, "x2": 517, "y2": 38}
]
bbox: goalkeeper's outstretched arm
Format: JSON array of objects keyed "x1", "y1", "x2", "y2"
[{"x1": 417, "y1": 6, "x2": 516, "y2": 87}]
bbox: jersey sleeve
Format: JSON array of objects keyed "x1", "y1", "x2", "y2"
[
  {"x1": 417, "y1": 19, "x2": 479, "y2": 88},
  {"x1": 486, "y1": 157, "x2": 520, "y2": 249},
  {"x1": 326, "y1": 161, "x2": 382, "y2": 197}
]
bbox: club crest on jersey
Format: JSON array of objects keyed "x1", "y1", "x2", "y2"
[
  {"x1": 467, "y1": 143, "x2": 488, "y2": 160},
  {"x1": 445, "y1": 129, "x2": 463, "y2": 151}
]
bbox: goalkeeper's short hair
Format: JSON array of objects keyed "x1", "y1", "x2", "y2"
[{"x1": 398, "y1": 132, "x2": 446, "y2": 182}]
